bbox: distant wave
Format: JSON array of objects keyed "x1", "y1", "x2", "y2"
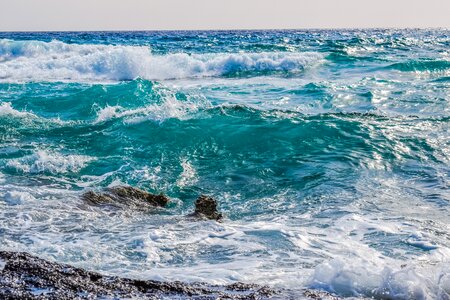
[
  {"x1": 0, "y1": 39, "x2": 322, "y2": 82},
  {"x1": 387, "y1": 60, "x2": 450, "y2": 72}
]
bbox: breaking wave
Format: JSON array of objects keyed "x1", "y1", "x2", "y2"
[
  {"x1": 6, "y1": 150, "x2": 93, "y2": 174},
  {"x1": 0, "y1": 39, "x2": 322, "y2": 82},
  {"x1": 0, "y1": 102, "x2": 34, "y2": 118}
]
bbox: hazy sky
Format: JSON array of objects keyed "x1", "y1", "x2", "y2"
[{"x1": 0, "y1": 0, "x2": 449, "y2": 31}]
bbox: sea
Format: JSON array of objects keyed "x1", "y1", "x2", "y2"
[{"x1": 0, "y1": 29, "x2": 449, "y2": 299}]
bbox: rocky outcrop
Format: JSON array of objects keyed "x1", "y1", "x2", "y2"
[
  {"x1": 109, "y1": 186, "x2": 169, "y2": 207},
  {"x1": 192, "y1": 195, "x2": 223, "y2": 221},
  {"x1": 82, "y1": 188, "x2": 225, "y2": 222},
  {"x1": 82, "y1": 186, "x2": 169, "y2": 209},
  {"x1": 0, "y1": 251, "x2": 276, "y2": 299}
]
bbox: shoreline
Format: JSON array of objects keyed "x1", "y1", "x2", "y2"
[
  {"x1": 0, "y1": 251, "x2": 275, "y2": 299},
  {"x1": 0, "y1": 250, "x2": 340, "y2": 299}
]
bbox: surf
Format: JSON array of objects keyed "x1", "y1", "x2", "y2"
[{"x1": 0, "y1": 39, "x2": 323, "y2": 82}]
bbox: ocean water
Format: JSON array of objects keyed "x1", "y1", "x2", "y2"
[{"x1": 0, "y1": 29, "x2": 449, "y2": 299}]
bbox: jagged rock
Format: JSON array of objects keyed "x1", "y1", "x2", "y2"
[
  {"x1": 81, "y1": 186, "x2": 169, "y2": 209},
  {"x1": 108, "y1": 186, "x2": 169, "y2": 207},
  {"x1": 0, "y1": 251, "x2": 276, "y2": 299},
  {"x1": 192, "y1": 195, "x2": 223, "y2": 221},
  {"x1": 81, "y1": 191, "x2": 114, "y2": 206}
]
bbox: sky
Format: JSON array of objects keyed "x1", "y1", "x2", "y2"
[{"x1": 0, "y1": 0, "x2": 449, "y2": 31}]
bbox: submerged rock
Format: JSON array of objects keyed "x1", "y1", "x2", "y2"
[
  {"x1": 192, "y1": 195, "x2": 223, "y2": 221},
  {"x1": 82, "y1": 186, "x2": 169, "y2": 209},
  {"x1": 0, "y1": 251, "x2": 276, "y2": 299}
]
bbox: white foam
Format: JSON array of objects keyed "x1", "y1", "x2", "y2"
[
  {"x1": 6, "y1": 150, "x2": 93, "y2": 174},
  {"x1": 94, "y1": 95, "x2": 204, "y2": 124},
  {"x1": 310, "y1": 254, "x2": 450, "y2": 299},
  {"x1": 0, "y1": 39, "x2": 323, "y2": 82},
  {"x1": 2, "y1": 191, "x2": 35, "y2": 205},
  {"x1": 0, "y1": 102, "x2": 73, "y2": 125},
  {"x1": 176, "y1": 159, "x2": 198, "y2": 188},
  {"x1": 0, "y1": 258, "x2": 5, "y2": 272},
  {"x1": 303, "y1": 210, "x2": 450, "y2": 299},
  {"x1": 0, "y1": 102, "x2": 34, "y2": 118},
  {"x1": 407, "y1": 233, "x2": 439, "y2": 251},
  {"x1": 95, "y1": 105, "x2": 122, "y2": 123}
]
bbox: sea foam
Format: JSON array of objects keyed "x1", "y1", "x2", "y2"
[
  {"x1": 0, "y1": 102, "x2": 34, "y2": 118},
  {"x1": 94, "y1": 91, "x2": 206, "y2": 124},
  {"x1": 0, "y1": 39, "x2": 322, "y2": 82},
  {"x1": 2, "y1": 191, "x2": 36, "y2": 205},
  {"x1": 6, "y1": 150, "x2": 93, "y2": 174}
]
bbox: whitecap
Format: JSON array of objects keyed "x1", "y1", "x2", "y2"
[
  {"x1": 0, "y1": 102, "x2": 74, "y2": 125},
  {"x1": 0, "y1": 39, "x2": 323, "y2": 83},
  {"x1": 6, "y1": 150, "x2": 93, "y2": 174},
  {"x1": 176, "y1": 159, "x2": 198, "y2": 188},
  {"x1": 94, "y1": 94, "x2": 205, "y2": 124},
  {"x1": 0, "y1": 102, "x2": 34, "y2": 118}
]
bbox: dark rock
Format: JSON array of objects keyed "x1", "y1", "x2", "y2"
[
  {"x1": 81, "y1": 191, "x2": 114, "y2": 206},
  {"x1": 81, "y1": 186, "x2": 169, "y2": 209},
  {"x1": 109, "y1": 186, "x2": 169, "y2": 207},
  {"x1": 0, "y1": 251, "x2": 276, "y2": 299},
  {"x1": 303, "y1": 289, "x2": 340, "y2": 300},
  {"x1": 193, "y1": 195, "x2": 223, "y2": 221}
]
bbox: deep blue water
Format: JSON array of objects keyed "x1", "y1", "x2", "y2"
[{"x1": 0, "y1": 29, "x2": 449, "y2": 299}]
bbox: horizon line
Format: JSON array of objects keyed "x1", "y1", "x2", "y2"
[{"x1": 0, "y1": 26, "x2": 449, "y2": 33}]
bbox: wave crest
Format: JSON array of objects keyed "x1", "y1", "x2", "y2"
[
  {"x1": 0, "y1": 102, "x2": 33, "y2": 118},
  {"x1": 6, "y1": 150, "x2": 93, "y2": 174},
  {"x1": 0, "y1": 39, "x2": 322, "y2": 82},
  {"x1": 388, "y1": 60, "x2": 450, "y2": 72}
]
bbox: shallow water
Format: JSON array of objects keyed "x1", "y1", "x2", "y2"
[{"x1": 0, "y1": 29, "x2": 449, "y2": 299}]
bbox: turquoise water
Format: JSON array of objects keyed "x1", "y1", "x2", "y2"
[{"x1": 0, "y1": 30, "x2": 449, "y2": 299}]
